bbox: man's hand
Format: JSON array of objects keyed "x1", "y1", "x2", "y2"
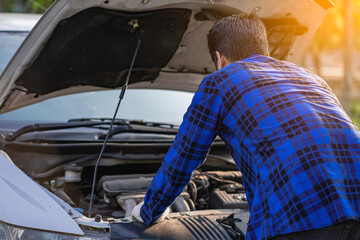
[{"x1": 132, "y1": 202, "x2": 170, "y2": 224}]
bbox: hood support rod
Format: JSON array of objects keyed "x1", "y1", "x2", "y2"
[{"x1": 88, "y1": 25, "x2": 141, "y2": 218}]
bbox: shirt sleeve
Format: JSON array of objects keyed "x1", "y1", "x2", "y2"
[{"x1": 140, "y1": 76, "x2": 224, "y2": 225}]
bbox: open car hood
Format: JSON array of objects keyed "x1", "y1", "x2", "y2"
[{"x1": 0, "y1": 0, "x2": 333, "y2": 113}]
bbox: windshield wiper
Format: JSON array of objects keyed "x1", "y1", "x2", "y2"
[
  {"x1": 5, "y1": 119, "x2": 179, "y2": 142},
  {"x1": 68, "y1": 117, "x2": 126, "y2": 123},
  {"x1": 5, "y1": 121, "x2": 112, "y2": 141},
  {"x1": 98, "y1": 124, "x2": 178, "y2": 139},
  {"x1": 69, "y1": 118, "x2": 178, "y2": 128},
  {"x1": 70, "y1": 118, "x2": 179, "y2": 138}
]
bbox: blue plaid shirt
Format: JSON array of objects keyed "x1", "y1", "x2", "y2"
[{"x1": 140, "y1": 54, "x2": 360, "y2": 239}]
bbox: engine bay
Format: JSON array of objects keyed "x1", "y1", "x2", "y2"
[
  {"x1": 52, "y1": 164, "x2": 248, "y2": 220},
  {"x1": 35, "y1": 159, "x2": 249, "y2": 239},
  {"x1": 58, "y1": 166, "x2": 250, "y2": 239},
  {"x1": 0, "y1": 118, "x2": 250, "y2": 239}
]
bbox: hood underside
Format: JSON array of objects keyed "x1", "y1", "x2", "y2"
[
  {"x1": 0, "y1": 0, "x2": 333, "y2": 113},
  {"x1": 16, "y1": 8, "x2": 192, "y2": 95}
]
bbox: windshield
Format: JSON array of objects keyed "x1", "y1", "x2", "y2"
[
  {"x1": 0, "y1": 89, "x2": 194, "y2": 125},
  {"x1": 0, "y1": 31, "x2": 28, "y2": 74}
]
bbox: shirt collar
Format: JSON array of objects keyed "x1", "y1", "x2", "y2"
[{"x1": 240, "y1": 54, "x2": 270, "y2": 63}]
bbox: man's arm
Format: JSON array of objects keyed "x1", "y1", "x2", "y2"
[{"x1": 140, "y1": 76, "x2": 224, "y2": 225}]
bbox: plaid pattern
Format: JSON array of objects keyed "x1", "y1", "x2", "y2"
[{"x1": 140, "y1": 55, "x2": 360, "y2": 239}]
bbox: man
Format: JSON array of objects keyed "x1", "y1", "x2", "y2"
[{"x1": 132, "y1": 13, "x2": 360, "y2": 239}]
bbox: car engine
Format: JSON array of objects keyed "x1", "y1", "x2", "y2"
[
  {"x1": 51, "y1": 165, "x2": 250, "y2": 239},
  {"x1": 90, "y1": 171, "x2": 246, "y2": 218},
  {"x1": 54, "y1": 165, "x2": 247, "y2": 219}
]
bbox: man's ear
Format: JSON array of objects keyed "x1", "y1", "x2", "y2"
[{"x1": 215, "y1": 51, "x2": 231, "y2": 70}]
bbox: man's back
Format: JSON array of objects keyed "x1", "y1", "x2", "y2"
[
  {"x1": 136, "y1": 14, "x2": 360, "y2": 240},
  {"x1": 213, "y1": 54, "x2": 360, "y2": 239}
]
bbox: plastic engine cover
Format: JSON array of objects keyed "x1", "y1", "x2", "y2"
[
  {"x1": 110, "y1": 210, "x2": 249, "y2": 240},
  {"x1": 210, "y1": 189, "x2": 248, "y2": 209}
]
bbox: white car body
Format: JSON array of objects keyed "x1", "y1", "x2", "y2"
[{"x1": 0, "y1": 151, "x2": 83, "y2": 235}]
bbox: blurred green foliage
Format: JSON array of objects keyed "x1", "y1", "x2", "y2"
[
  {"x1": 353, "y1": 101, "x2": 360, "y2": 129},
  {"x1": 1, "y1": 0, "x2": 54, "y2": 13}
]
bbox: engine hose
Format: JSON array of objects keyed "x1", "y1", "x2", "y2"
[
  {"x1": 123, "y1": 199, "x2": 137, "y2": 218},
  {"x1": 186, "y1": 199, "x2": 196, "y2": 211},
  {"x1": 172, "y1": 196, "x2": 190, "y2": 212},
  {"x1": 199, "y1": 172, "x2": 239, "y2": 185},
  {"x1": 188, "y1": 180, "x2": 197, "y2": 202},
  {"x1": 54, "y1": 189, "x2": 76, "y2": 207}
]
